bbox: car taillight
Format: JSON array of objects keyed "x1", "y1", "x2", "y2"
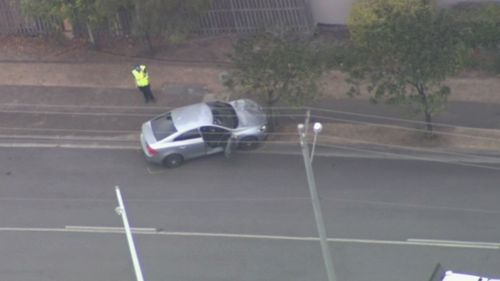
[{"x1": 147, "y1": 145, "x2": 158, "y2": 157}]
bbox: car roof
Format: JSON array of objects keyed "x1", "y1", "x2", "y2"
[{"x1": 171, "y1": 102, "x2": 213, "y2": 132}]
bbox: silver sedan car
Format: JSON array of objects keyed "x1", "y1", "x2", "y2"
[{"x1": 140, "y1": 99, "x2": 268, "y2": 167}]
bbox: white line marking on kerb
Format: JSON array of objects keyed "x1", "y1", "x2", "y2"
[
  {"x1": 407, "y1": 238, "x2": 500, "y2": 247},
  {"x1": 0, "y1": 227, "x2": 496, "y2": 250}
]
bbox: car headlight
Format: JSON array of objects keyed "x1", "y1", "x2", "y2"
[{"x1": 260, "y1": 125, "x2": 267, "y2": 132}]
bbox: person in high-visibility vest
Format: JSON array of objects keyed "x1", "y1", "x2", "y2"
[{"x1": 131, "y1": 64, "x2": 156, "y2": 103}]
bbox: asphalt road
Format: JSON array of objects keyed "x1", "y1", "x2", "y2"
[
  {"x1": 1, "y1": 147, "x2": 499, "y2": 281},
  {"x1": 1, "y1": 84, "x2": 500, "y2": 281}
]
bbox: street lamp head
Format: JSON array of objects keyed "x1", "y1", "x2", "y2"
[
  {"x1": 313, "y1": 122, "x2": 323, "y2": 134},
  {"x1": 298, "y1": 123, "x2": 305, "y2": 133},
  {"x1": 115, "y1": 206, "x2": 123, "y2": 216}
]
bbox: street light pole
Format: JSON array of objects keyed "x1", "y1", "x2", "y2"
[
  {"x1": 298, "y1": 123, "x2": 337, "y2": 281},
  {"x1": 115, "y1": 186, "x2": 145, "y2": 281}
]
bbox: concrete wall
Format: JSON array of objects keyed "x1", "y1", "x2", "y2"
[
  {"x1": 309, "y1": 0, "x2": 353, "y2": 25},
  {"x1": 309, "y1": 0, "x2": 500, "y2": 25}
]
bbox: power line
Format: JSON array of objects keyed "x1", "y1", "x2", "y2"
[
  {"x1": 255, "y1": 137, "x2": 498, "y2": 164},
  {"x1": 4, "y1": 102, "x2": 497, "y2": 137},
  {"x1": 2, "y1": 107, "x2": 499, "y2": 145},
  {"x1": 318, "y1": 135, "x2": 500, "y2": 163},
  {"x1": 239, "y1": 139, "x2": 500, "y2": 171},
  {"x1": 314, "y1": 142, "x2": 500, "y2": 171},
  {"x1": 310, "y1": 114, "x2": 500, "y2": 144},
  {"x1": 266, "y1": 105, "x2": 500, "y2": 131},
  {"x1": 263, "y1": 135, "x2": 500, "y2": 164}
]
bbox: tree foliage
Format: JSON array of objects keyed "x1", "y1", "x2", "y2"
[
  {"x1": 448, "y1": 2, "x2": 500, "y2": 49},
  {"x1": 20, "y1": 0, "x2": 127, "y2": 29},
  {"x1": 20, "y1": 0, "x2": 211, "y2": 51},
  {"x1": 346, "y1": 0, "x2": 468, "y2": 133},
  {"x1": 225, "y1": 31, "x2": 326, "y2": 129}
]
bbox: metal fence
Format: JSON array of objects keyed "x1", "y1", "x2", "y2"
[
  {"x1": 0, "y1": 0, "x2": 58, "y2": 35},
  {"x1": 198, "y1": 0, "x2": 314, "y2": 35},
  {"x1": 0, "y1": 0, "x2": 313, "y2": 37}
]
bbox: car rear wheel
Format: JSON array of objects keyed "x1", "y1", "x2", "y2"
[
  {"x1": 163, "y1": 154, "x2": 184, "y2": 168},
  {"x1": 238, "y1": 136, "x2": 259, "y2": 151}
]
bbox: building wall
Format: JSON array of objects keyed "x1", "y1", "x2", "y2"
[
  {"x1": 309, "y1": 0, "x2": 500, "y2": 25},
  {"x1": 309, "y1": 0, "x2": 353, "y2": 25}
]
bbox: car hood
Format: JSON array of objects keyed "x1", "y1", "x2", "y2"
[{"x1": 229, "y1": 99, "x2": 267, "y2": 128}]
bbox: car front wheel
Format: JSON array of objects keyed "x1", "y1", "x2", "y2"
[
  {"x1": 163, "y1": 154, "x2": 184, "y2": 168},
  {"x1": 238, "y1": 136, "x2": 259, "y2": 151}
]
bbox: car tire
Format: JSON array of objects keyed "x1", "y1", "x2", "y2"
[
  {"x1": 163, "y1": 154, "x2": 184, "y2": 168},
  {"x1": 238, "y1": 136, "x2": 259, "y2": 151}
]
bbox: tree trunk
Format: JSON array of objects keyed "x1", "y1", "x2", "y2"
[
  {"x1": 424, "y1": 110, "x2": 433, "y2": 133},
  {"x1": 266, "y1": 91, "x2": 277, "y2": 132},
  {"x1": 266, "y1": 101, "x2": 275, "y2": 132},
  {"x1": 86, "y1": 23, "x2": 97, "y2": 49},
  {"x1": 144, "y1": 30, "x2": 155, "y2": 55},
  {"x1": 417, "y1": 85, "x2": 433, "y2": 134},
  {"x1": 135, "y1": 0, "x2": 154, "y2": 55},
  {"x1": 62, "y1": 19, "x2": 74, "y2": 39}
]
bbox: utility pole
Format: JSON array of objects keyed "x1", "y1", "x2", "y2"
[
  {"x1": 298, "y1": 122, "x2": 337, "y2": 281},
  {"x1": 115, "y1": 186, "x2": 145, "y2": 281}
]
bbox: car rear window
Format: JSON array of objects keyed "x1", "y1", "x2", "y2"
[{"x1": 151, "y1": 112, "x2": 177, "y2": 140}]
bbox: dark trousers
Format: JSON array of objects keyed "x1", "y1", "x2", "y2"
[{"x1": 138, "y1": 85, "x2": 155, "y2": 103}]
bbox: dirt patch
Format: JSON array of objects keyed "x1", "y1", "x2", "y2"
[
  {"x1": 0, "y1": 35, "x2": 234, "y2": 63},
  {"x1": 320, "y1": 71, "x2": 500, "y2": 104},
  {"x1": 0, "y1": 35, "x2": 91, "y2": 61}
]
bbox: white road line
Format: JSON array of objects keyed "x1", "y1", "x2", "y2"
[
  {"x1": 0, "y1": 109, "x2": 154, "y2": 117},
  {"x1": 0, "y1": 226, "x2": 495, "y2": 250},
  {"x1": 0, "y1": 143, "x2": 139, "y2": 149},
  {"x1": 407, "y1": 238, "x2": 500, "y2": 247},
  {"x1": 0, "y1": 133, "x2": 138, "y2": 141},
  {"x1": 0, "y1": 103, "x2": 170, "y2": 110},
  {"x1": 0, "y1": 127, "x2": 136, "y2": 134}
]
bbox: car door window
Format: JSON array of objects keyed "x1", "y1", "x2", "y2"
[
  {"x1": 200, "y1": 126, "x2": 231, "y2": 147},
  {"x1": 174, "y1": 129, "x2": 201, "y2": 141}
]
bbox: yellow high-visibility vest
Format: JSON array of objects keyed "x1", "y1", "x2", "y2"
[{"x1": 132, "y1": 65, "x2": 150, "y2": 87}]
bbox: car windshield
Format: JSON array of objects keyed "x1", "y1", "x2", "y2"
[
  {"x1": 207, "y1": 101, "x2": 238, "y2": 129},
  {"x1": 151, "y1": 112, "x2": 177, "y2": 140}
]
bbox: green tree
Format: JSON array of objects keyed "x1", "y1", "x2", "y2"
[
  {"x1": 448, "y1": 3, "x2": 500, "y2": 73},
  {"x1": 449, "y1": 2, "x2": 500, "y2": 49},
  {"x1": 20, "y1": 0, "x2": 130, "y2": 46},
  {"x1": 225, "y1": 31, "x2": 326, "y2": 130},
  {"x1": 345, "y1": 0, "x2": 468, "y2": 133},
  {"x1": 20, "y1": 0, "x2": 211, "y2": 52}
]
